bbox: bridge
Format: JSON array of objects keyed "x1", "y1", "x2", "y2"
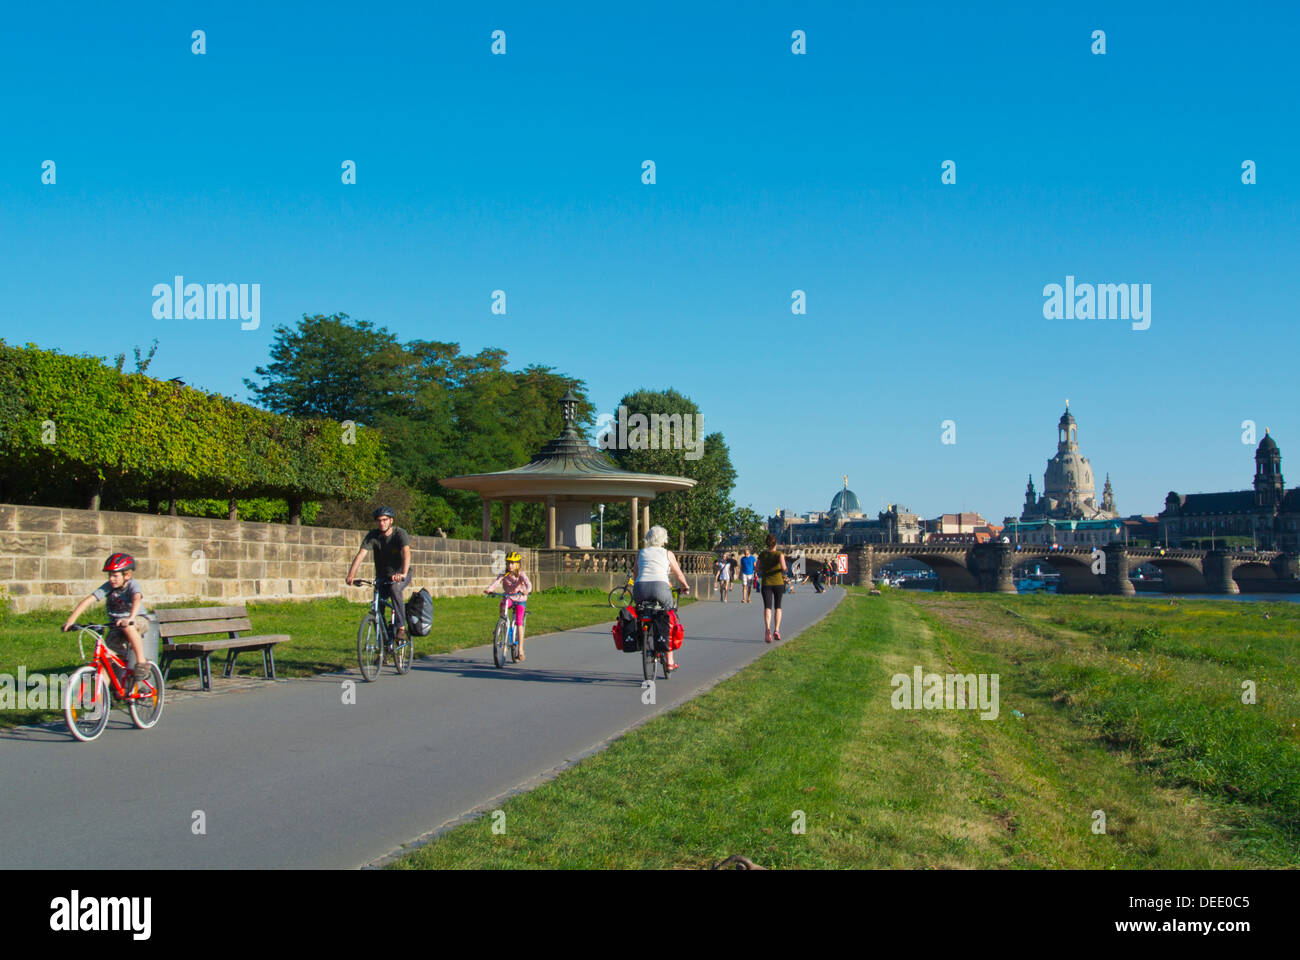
[{"x1": 780, "y1": 543, "x2": 1300, "y2": 595}]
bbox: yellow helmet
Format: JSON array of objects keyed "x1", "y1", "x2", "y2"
[{"x1": 506, "y1": 551, "x2": 522, "y2": 564}]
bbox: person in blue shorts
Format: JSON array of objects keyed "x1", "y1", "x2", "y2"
[{"x1": 739, "y1": 547, "x2": 757, "y2": 603}]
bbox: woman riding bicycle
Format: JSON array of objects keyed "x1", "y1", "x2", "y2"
[
  {"x1": 634, "y1": 525, "x2": 690, "y2": 672},
  {"x1": 485, "y1": 551, "x2": 532, "y2": 661}
]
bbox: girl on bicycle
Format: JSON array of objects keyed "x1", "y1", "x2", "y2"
[{"x1": 485, "y1": 551, "x2": 532, "y2": 660}]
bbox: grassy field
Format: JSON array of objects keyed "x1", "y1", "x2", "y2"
[
  {"x1": 392, "y1": 588, "x2": 1299, "y2": 869},
  {"x1": 0, "y1": 587, "x2": 655, "y2": 730}
]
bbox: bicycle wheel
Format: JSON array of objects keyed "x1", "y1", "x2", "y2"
[
  {"x1": 642, "y1": 633, "x2": 657, "y2": 682},
  {"x1": 512, "y1": 621, "x2": 525, "y2": 662},
  {"x1": 128, "y1": 662, "x2": 165, "y2": 730},
  {"x1": 64, "y1": 666, "x2": 111, "y2": 742},
  {"x1": 357, "y1": 615, "x2": 382, "y2": 682},
  {"x1": 492, "y1": 618, "x2": 508, "y2": 668},
  {"x1": 393, "y1": 630, "x2": 413, "y2": 674},
  {"x1": 608, "y1": 584, "x2": 631, "y2": 609}
]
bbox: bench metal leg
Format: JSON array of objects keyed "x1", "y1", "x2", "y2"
[
  {"x1": 223, "y1": 649, "x2": 238, "y2": 679},
  {"x1": 160, "y1": 652, "x2": 173, "y2": 682},
  {"x1": 261, "y1": 646, "x2": 274, "y2": 679},
  {"x1": 198, "y1": 654, "x2": 212, "y2": 691}
]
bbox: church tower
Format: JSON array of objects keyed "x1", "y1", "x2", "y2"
[
  {"x1": 1026, "y1": 401, "x2": 1116, "y2": 521},
  {"x1": 1254, "y1": 430, "x2": 1285, "y2": 507},
  {"x1": 1022, "y1": 475, "x2": 1037, "y2": 518},
  {"x1": 1058, "y1": 403, "x2": 1079, "y2": 453},
  {"x1": 1102, "y1": 474, "x2": 1116, "y2": 513}
]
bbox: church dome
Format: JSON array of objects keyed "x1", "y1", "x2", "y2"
[
  {"x1": 1059, "y1": 407, "x2": 1076, "y2": 428},
  {"x1": 1258, "y1": 431, "x2": 1279, "y2": 454},
  {"x1": 830, "y1": 487, "x2": 862, "y2": 516}
]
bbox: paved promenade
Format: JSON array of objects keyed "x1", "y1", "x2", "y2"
[{"x1": 0, "y1": 586, "x2": 843, "y2": 869}]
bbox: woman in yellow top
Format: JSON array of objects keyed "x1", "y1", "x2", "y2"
[{"x1": 756, "y1": 534, "x2": 789, "y2": 643}]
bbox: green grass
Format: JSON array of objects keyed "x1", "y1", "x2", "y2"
[
  {"x1": 0, "y1": 588, "x2": 664, "y2": 729},
  {"x1": 391, "y1": 589, "x2": 1299, "y2": 869}
]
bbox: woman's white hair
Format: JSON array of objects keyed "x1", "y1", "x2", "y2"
[{"x1": 644, "y1": 525, "x2": 669, "y2": 548}]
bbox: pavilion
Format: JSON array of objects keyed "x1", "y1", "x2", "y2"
[{"x1": 440, "y1": 388, "x2": 696, "y2": 548}]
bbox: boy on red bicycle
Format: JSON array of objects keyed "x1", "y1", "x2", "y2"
[
  {"x1": 484, "y1": 551, "x2": 532, "y2": 660},
  {"x1": 62, "y1": 553, "x2": 150, "y2": 685}
]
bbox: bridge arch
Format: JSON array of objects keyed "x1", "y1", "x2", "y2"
[
  {"x1": 1230, "y1": 560, "x2": 1281, "y2": 588},
  {"x1": 1011, "y1": 551, "x2": 1104, "y2": 593},
  {"x1": 1135, "y1": 556, "x2": 1206, "y2": 593}
]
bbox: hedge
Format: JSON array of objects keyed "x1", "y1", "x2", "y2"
[{"x1": 0, "y1": 341, "x2": 388, "y2": 507}]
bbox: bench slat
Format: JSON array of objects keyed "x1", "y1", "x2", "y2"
[
  {"x1": 167, "y1": 635, "x2": 290, "y2": 653},
  {"x1": 155, "y1": 606, "x2": 249, "y2": 624},
  {"x1": 160, "y1": 618, "x2": 252, "y2": 638}
]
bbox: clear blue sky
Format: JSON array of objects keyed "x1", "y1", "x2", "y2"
[{"x1": 3, "y1": 2, "x2": 1297, "y2": 522}]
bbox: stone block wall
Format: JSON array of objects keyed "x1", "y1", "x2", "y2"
[{"x1": 0, "y1": 503, "x2": 526, "y2": 614}]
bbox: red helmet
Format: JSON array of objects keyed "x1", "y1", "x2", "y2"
[{"x1": 103, "y1": 553, "x2": 135, "y2": 572}]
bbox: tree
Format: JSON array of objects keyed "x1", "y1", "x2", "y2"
[
  {"x1": 607, "y1": 388, "x2": 737, "y2": 550},
  {"x1": 243, "y1": 314, "x2": 597, "y2": 541},
  {"x1": 244, "y1": 314, "x2": 412, "y2": 422},
  {"x1": 728, "y1": 506, "x2": 768, "y2": 552}
]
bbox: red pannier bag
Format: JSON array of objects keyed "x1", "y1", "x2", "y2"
[{"x1": 667, "y1": 608, "x2": 684, "y2": 651}]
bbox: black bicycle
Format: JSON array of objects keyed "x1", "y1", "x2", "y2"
[
  {"x1": 633, "y1": 587, "x2": 680, "y2": 681},
  {"x1": 352, "y1": 578, "x2": 413, "y2": 681}
]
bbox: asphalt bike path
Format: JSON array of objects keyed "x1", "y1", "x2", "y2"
[{"x1": 0, "y1": 585, "x2": 844, "y2": 869}]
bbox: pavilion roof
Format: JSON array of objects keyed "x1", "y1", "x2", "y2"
[{"x1": 440, "y1": 391, "x2": 696, "y2": 501}]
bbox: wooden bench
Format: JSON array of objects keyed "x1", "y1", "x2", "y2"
[{"x1": 156, "y1": 606, "x2": 290, "y2": 691}]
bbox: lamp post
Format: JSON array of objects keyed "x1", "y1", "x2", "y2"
[{"x1": 598, "y1": 503, "x2": 604, "y2": 549}]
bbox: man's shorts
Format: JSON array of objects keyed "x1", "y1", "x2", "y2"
[{"x1": 741, "y1": 574, "x2": 754, "y2": 586}]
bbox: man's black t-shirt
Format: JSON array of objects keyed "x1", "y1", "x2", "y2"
[{"x1": 361, "y1": 526, "x2": 411, "y2": 578}]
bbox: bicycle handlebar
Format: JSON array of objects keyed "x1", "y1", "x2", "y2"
[{"x1": 63, "y1": 623, "x2": 108, "y2": 663}]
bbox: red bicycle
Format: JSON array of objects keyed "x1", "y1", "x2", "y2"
[{"x1": 61, "y1": 623, "x2": 165, "y2": 743}]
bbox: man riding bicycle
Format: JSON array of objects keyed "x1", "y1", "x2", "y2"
[{"x1": 346, "y1": 506, "x2": 413, "y2": 643}]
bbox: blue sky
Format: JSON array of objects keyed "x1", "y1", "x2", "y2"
[{"x1": 3, "y1": 2, "x2": 1297, "y2": 522}]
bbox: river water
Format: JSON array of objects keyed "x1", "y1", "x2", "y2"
[{"x1": 901, "y1": 583, "x2": 1300, "y2": 603}]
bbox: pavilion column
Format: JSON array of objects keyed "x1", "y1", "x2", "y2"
[
  {"x1": 482, "y1": 499, "x2": 492, "y2": 541},
  {"x1": 502, "y1": 502, "x2": 512, "y2": 542},
  {"x1": 629, "y1": 497, "x2": 639, "y2": 549},
  {"x1": 642, "y1": 504, "x2": 650, "y2": 539},
  {"x1": 546, "y1": 496, "x2": 557, "y2": 549}
]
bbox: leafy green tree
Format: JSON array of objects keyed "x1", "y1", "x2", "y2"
[
  {"x1": 607, "y1": 388, "x2": 737, "y2": 550},
  {"x1": 728, "y1": 506, "x2": 768, "y2": 552},
  {"x1": 244, "y1": 314, "x2": 413, "y2": 422},
  {"x1": 242, "y1": 314, "x2": 597, "y2": 541}
]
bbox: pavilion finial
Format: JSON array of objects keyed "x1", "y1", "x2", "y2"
[{"x1": 559, "y1": 385, "x2": 579, "y2": 430}]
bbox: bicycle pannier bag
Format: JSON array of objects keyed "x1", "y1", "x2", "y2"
[
  {"x1": 615, "y1": 605, "x2": 642, "y2": 652},
  {"x1": 405, "y1": 588, "x2": 433, "y2": 637},
  {"x1": 667, "y1": 608, "x2": 684, "y2": 651}
]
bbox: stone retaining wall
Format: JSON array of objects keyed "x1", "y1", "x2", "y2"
[{"x1": 0, "y1": 504, "x2": 526, "y2": 614}]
